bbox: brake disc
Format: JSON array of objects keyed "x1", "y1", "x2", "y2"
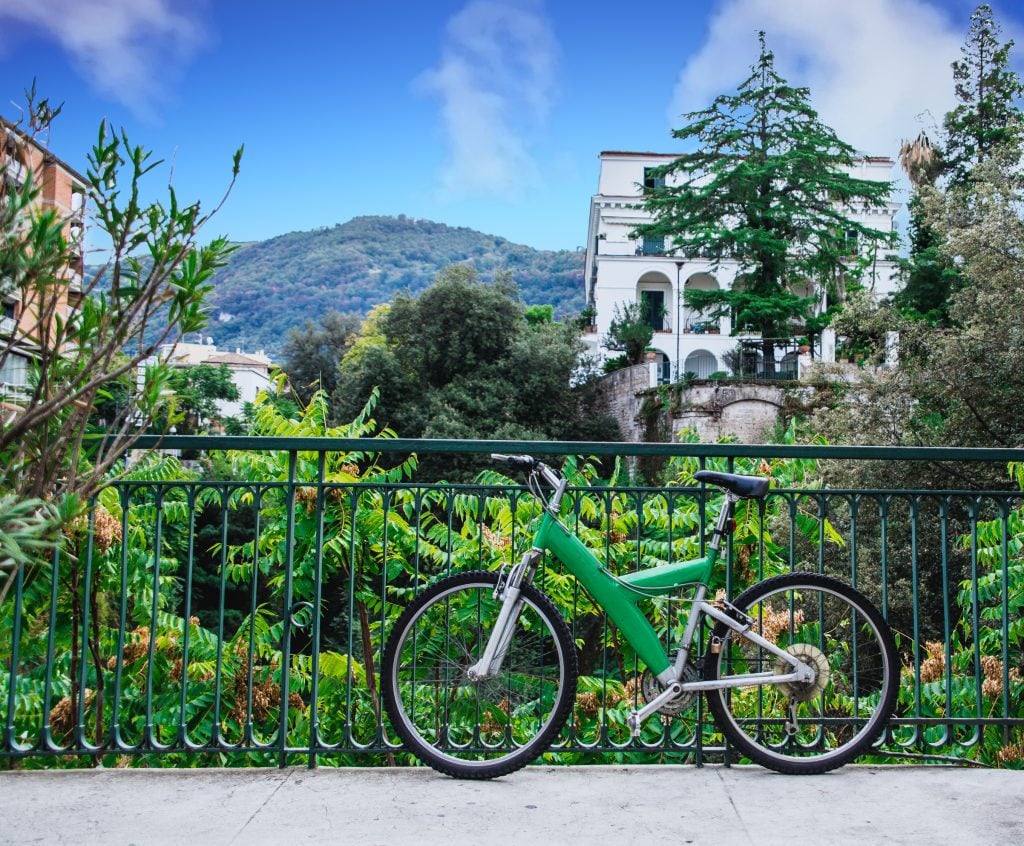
[{"x1": 773, "y1": 642, "x2": 830, "y2": 702}]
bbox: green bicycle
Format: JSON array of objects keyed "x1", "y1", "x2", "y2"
[{"x1": 382, "y1": 454, "x2": 898, "y2": 779}]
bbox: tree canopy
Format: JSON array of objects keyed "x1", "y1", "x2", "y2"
[
  {"x1": 895, "y1": 5, "x2": 1023, "y2": 325},
  {"x1": 1, "y1": 85, "x2": 240, "y2": 598},
  {"x1": 633, "y1": 33, "x2": 895, "y2": 359},
  {"x1": 332, "y1": 265, "x2": 617, "y2": 477},
  {"x1": 280, "y1": 309, "x2": 362, "y2": 404},
  {"x1": 943, "y1": 3, "x2": 1024, "y2": 188},
  {"x1": 159, "y1": 363, "x2": 241, "y2": 434}
]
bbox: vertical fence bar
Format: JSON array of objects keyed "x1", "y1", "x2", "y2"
[
  {"x1": 178, "y1": 486, "x2": 198, "y2": 751},
  {"x1": 39, "y1": 545, "x2": 62, "y2": 753},
  {"x1": 210, "y1": 484, "x2": 230, "y2": 749},
  {"x1": 73, "y1": 506, "x2": 96, "y2": 752},
  {"x1": 110, "y1": 486, "x2": 132, "y2": 754},
  {"x1": 344, "y1": 486, "x2": 358, "y2": 751},
  {"x1": 939, "y1": 496, "x2": 953, "y2": 749},
  {"x1": 968, "y1": 498, "x2": 983, "y2": 752},
  {"x1": 307, "y1": 451, "x2": 327, "y2": 768},
  {"x1": 277, "y1": 451, "x2": 298, "y2": 768},
  {"x1": 909, "y1": 496, "x2": 922, "y2": 749},
  {"x1": 2, "y1": 558, "x2": 24, "y2": 756},
  {"x1": 143, "y1": 487, "x2": 165, "y2": 752}
]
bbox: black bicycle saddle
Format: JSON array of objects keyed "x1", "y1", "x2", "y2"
[{"x1": 693, "y1": 470, "x2": 770, "y2": 499}]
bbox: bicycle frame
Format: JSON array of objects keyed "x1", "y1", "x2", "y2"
[{"x1": 469, "y1": 469, "x2": 815, "y2": 733}]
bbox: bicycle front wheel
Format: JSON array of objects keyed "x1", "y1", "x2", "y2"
[
  {"x1": 382, "y1": 570, "x2": 577, "y2": 779},
  {"x1": 705, "y1": 572, "x2": 898, "y2": 774}
]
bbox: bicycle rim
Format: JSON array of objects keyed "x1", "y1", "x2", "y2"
[
  {"x1": 707, "y1": 573, "x2": 897, "y2": 773},
  {"x1": 385, "y1": 573, "x2": 575, "y2": 777}
]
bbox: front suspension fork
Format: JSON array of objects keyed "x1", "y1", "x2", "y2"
[{"x1": 465, "y1": 548, "x2": 541, "y2": 681}]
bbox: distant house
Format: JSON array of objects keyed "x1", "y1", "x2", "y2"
[
  {"x1": 1, "y1": 117, "x2": 87, "y2": 411},
  {"x1": 582, "y1": 151, "x2": 901, "y2": 382},
  {"x1": 157, "y1": 339, "x2": 274, "y2": 422}
]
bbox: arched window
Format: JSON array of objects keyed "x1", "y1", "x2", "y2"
[{"x1": 684, "y1": 349, "x2": 718, "y2": 379}]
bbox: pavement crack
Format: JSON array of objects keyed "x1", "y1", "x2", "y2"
[
  {"x1": 714, "y1": 767, "x2": 754, "y2": 844},
  {"x1": 229, "y1": 769, "x2": 294, "y2": 844}
]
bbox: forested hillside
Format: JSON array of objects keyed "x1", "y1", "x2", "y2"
[{"x1": 201, "y1": 215, "x2": 585, "y2": 354}]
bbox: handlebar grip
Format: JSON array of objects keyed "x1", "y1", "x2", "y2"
[{"x1": 490, "y1": 453, "x2": 537, "y2": 471}]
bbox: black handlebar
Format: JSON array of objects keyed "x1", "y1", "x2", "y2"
[{"x1": 490, "y1": 453, "x2": 538, "y2": 472}]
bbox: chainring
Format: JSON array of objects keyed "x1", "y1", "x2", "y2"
[
  {"x1": 773, "y1": 642, "x2": 830, "y2": 702},
  {"x1": 642, "y1": 663, "x2": 699, "y2": 715}
]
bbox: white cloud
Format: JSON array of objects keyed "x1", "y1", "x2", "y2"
[
  {"x1": 419, "y1": 0, "x2": 558, "y2": 200},
  {"x1": 0, "y1": 0, "x2": 205, "y2": 118},
  {"x1": 669, "y1": 0, "x2": 985, "y2": 159}
]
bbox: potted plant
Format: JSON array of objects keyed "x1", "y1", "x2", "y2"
[{"x1": 577, "y1": 306, "x2": 598, "y2": 333}]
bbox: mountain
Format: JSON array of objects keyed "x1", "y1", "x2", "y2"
[{"x1": 198, "y1": 215, "x2": 585, "y2": 356}]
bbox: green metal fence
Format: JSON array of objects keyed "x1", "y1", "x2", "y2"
[{"x1": 3, "y1": 437, "x2": 1022, "y2": 768}]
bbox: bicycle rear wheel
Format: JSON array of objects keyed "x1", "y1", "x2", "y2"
[
  {"x1": 705, "y1": 572, "x2": 898, "y2": 774},
  {"x1": 382, "y1": 570, "x2": 577, "y2": 779}
]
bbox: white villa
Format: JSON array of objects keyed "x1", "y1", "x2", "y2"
[
  {"x1": 153, "y1": 338, "x2": 273, "y2": 423},
  {"x1": 581, "y1": 151, "x2": 901, "y2": 382}
]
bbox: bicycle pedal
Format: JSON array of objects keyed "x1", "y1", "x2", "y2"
[{"x1": 626, "y1": 711, "x2": 642, "y2": 738}]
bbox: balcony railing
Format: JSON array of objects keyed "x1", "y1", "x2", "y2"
[{"x1": 2, "y1": 437, "x2": 1023, "y2": 768}]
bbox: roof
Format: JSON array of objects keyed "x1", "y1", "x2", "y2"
[
  {"x1": 600, "y1": 151, "x2": 677, "y2": 158},
  {"x1": 600, "y1": 149, "x2": 894, "y2": 165},
  {"x1": 205, "y1": 352, "x2": 271, "y2": 368},
  {"x1": 0, "y1": 116, "x2": 89, "y2": 187}
]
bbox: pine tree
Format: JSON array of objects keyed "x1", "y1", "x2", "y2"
[
  {"x1": 633, "y1": 33, "x2": 895, "y2": 370},
  {"x1": 893, "y1": 194, "x2": 961, "y2": 324},
  {"x1": 898, "y1": 5, "x2": 1022, "y2": 324},
  {"x1": 943, "y1": 4, "x2": 1024, "y2": 187}
]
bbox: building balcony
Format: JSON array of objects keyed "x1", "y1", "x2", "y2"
[
  {"x1": 683, "y1": 319, "x2": 723, "y2": 335},
  {"x1": 2, "y1": 157, "x2": 27, "y2": 186}
]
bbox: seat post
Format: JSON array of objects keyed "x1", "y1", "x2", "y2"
[{"x1": 708, "y1": 492, "x2": 739, "y2": 552}]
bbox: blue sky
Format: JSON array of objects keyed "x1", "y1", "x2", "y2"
[{"x1": 2, "y1": 0, "x2": 1022, "y2": 252}]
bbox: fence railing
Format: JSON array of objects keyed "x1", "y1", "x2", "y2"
[{"x1": 2, "y1": 437, "x2": 1023, "y2": 768}]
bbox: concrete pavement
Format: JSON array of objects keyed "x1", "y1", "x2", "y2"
[{"x1": 1, "y1": 765, "x2": 1021, "y2": 845}]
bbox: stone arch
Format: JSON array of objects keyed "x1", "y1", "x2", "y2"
[{"x1": 719, "y1": 397, "x2": 784, "y2": 442}]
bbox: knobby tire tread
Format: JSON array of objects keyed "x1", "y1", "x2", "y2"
[
  {"x1": 704, "y1": 571, "x2": 898, "y2": 774},
  {"x1": 382, "y1": 570, "x2": 578, "y2": 780}
]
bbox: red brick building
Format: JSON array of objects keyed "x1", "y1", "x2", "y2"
[{"x1": 1, "y1": 117, "x2": 87, "y2": 408}]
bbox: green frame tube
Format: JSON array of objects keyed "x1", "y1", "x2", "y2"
[{"x1": 534, "y1": 512, "x2": 716, "y2": 676}]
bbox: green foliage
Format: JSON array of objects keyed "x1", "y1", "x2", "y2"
[
  {"x1": 892, "y1": 195, "x2": 961, "y2": 325},
  {"x1": 942, "y1": 4, "x2": 1024, "y2": 188},
  {"x1": 195, "y1": 215, "x2": 586, "y2": 356},
  {"x1": 524, "y1": 303, "x2": 554, "y2": 326},
  {"x1": 157, "y1": 364, "x2": 241, "y2": 434},
  {"x1": 1, "y1": 86, "x2": 240, "y2": 589},
  {"x1": 279, "y1": 310, "x2": 362, "y2": 405},
  {"x1": 333, "y1": 266, "x2": 618, "y2": 477},
  {"x1": 632, "y1": 33, "x2": 895, "y2": 344},
  {"x1": 829, "y1": 286, "x2": 900, "y2": 365},
  {"x1": 895, "y1": 5, "x2": 1022, "y2": 325},
  {"x1": 601, "y1": 302, "x2": 654, "y2": 365},
  {"x1": 0, "y1": 495, "x2": 62, "y2": 605},
  {"x1": 818, "y1": 1, "x2": 1024, "y2": 456}
]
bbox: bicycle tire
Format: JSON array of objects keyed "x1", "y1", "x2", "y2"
[
  {"x1": 704, "y1": 572, "x2": 898, "y2": 774},
  {"x1": 382, "y1": 570, "x2": 578, "y2": 779}
]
